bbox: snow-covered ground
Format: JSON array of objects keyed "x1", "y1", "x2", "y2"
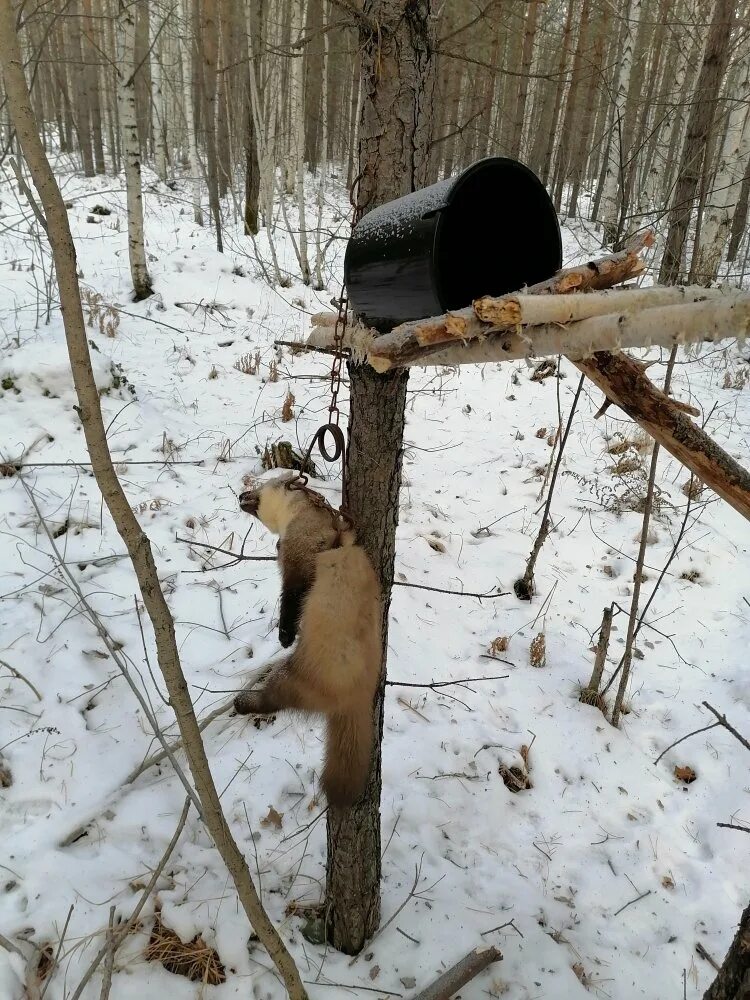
[{"x1": 1, "y1": 163, "x2": 749, "y2": 1000}]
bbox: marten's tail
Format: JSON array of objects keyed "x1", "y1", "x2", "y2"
[{"x1": 323, "y1": 706, "x2": 374, "y2": 808}]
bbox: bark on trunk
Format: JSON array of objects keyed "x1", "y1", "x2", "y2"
[
  {"x1": 702, "y1": 900, "x2": 750, "y2": 999},
  {"x1": 325, "y1": 0, "x2": 436, "y2": 956}
]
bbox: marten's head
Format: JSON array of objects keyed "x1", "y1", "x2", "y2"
[
  {"x1": 239, "y1": 474, "x2": 303, "y2": 536},
  {"x1": 239, "y1": 475, "x2": 355, "y2": 545}
]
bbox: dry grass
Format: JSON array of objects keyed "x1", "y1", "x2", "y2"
[
  {"x1": 268, "y1": 359, "x2": 280, "y2": 382},
  {"x1": 610, "y1": 453, "x2": 643, "y2": 477},
  {"x1": 234, "y1": 350, "x2": 261, "y2": 375},
  {"x1": 281, "y1": 388, "x2": 295, "y2": 422},
  {"x1": 579, "y1": 685, "x2": 607, "y2": 714},
  {"x1": 145, "y1": 910, "x2": 226, "y2": 985},
  {"x1": 489, "y1": 636, "x2": 510, "y2": 655},
  {"x1": 529, "y1": 632, "x2": 546, "y2": 668},
  {"x1": 723, "y1": 367, "x2": 749, "y2": 390},
  {"x1": 682, "y1": 476, "x2": 704, "y2": 500}
]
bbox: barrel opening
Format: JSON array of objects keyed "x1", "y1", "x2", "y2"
[{"x1": 435, "y1": 161, "x2": 562, "y2": 310}]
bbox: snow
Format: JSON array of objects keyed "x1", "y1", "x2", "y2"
[{"x1": 1, "y1": 163, "x2": 749, "y2": 1000}]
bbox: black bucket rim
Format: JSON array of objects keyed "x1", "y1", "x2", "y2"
[{"x1": 430, "y1": 156, "x2": 562, "y2": 313}]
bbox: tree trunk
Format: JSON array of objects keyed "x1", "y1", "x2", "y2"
[
  {"x1": 82, "y1": 0, "x2": 106, "y2": 173},
  {"x1": 509, "y1": 0, "x2": 539, "y2": 160},
  {"x1": 728, "y1": 153, "x2": 750, "y2": 261},
  {"x1": 117, "y1": 0, "x2": 153, "y2": 300},
  {"x1": 552, "y1": 0, "x2": 591, "y2": 210},
  {"x1": 0, "y1": 6, "x2": 307, "y2": 996},
  {"x1": 180, "y1": 0, "x2": 203, "y2": 224},
  {"x1": 151, "y1": 6, "x2": 168, "y2": 183},
  {"x1": 659, "y1": 0, "x2": 734, "y2": 285},
  {"x1": 242, "y1": 0, "x2": 261, "y2": 234},
  {"x1": 68, "y1": 0, "x2": 95, "y2": 176},
  {"x1": 538, "y1": 0, "x2": 575, "y2": 184},
  {"x1": 200, "y1": 0, "x2": 224, "y2": 251},
  {"x1": 325, "y1": 0, "x2": 436, "y2": 956},
  {"x1": 702, "y1": 900, "x2": 750, "y2": 999},
  {"x1": 692, "y1": 40, "x2": 750, "y2": 284},
  {"x1": 600, "y1": 0, "x2": 641, "y2": 243}
]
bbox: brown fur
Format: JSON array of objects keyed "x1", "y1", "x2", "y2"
[{"x1": 235, "y1": 478, "x2": 382, "y2": 808}]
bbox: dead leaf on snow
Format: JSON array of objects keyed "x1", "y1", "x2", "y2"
[{"x1": 261, "y1": 805, "x2": 284, "y2": 829}]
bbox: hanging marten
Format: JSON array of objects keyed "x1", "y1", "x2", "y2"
[{"x1": 234, "y1": 476, "x2": 382, "y2": 808}]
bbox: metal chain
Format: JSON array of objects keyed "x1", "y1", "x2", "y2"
[{"x1": 285, "y1": 174, "x2": 368, "y2": 518}]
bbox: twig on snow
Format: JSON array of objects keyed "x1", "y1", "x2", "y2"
[
  {"x1": 408, "y1": 944, "x2": 502, "y2": 1000},
  {"x1": 702, "y1": 702, "x2": 750, "y2": 752},
  {"x1": 613, "y1": 889, "x2": 652, "y2": 917},
  {"x1": 70, "y1": 798, "x2": 191, "y2": 1000}
]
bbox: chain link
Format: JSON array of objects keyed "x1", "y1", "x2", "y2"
[{"x1": 285, "y1": 174, "x2": 367, "y2": 517}]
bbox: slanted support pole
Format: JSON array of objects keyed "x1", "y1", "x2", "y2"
[{"x1": 574, "y1": 351, "x2": 750, "y2": 520}]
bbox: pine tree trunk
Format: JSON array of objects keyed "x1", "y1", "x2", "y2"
[
  {"x1": 567, "y1": 9, "x2": 603, "y2": 218},
  {"x1": 117, "y1": 0, "x2": 153, "y2": 300},
  {"x1": 82, "y1": 0, "x2": 106, "y2": 173},
  {"x1": 552, "y1": 0, "x2": 591, "y2": 210},
  {"x1": 325, "y1": 0, "x2": 436, "y2": 956},
  {"x1": 539, "y1": 0, "x2": 575, "y2": 184},
  {"x1": 659, "y1": 0, "x2": 734, "y2": 285},
  {"x1": 702, "y1": 900, "x2": 750, "y2": 1000},
  {"x1": 68, "y1": 0, "x2": 95, "y2": 176}
]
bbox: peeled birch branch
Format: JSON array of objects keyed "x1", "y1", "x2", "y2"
[
  {"x1": 409, "y1": 295, "x2": 750, "y2": 371},
  {"x1": 307, "y1": 292, "x2": 749, "y2": 371}
]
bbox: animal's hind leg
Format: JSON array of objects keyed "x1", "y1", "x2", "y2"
[{"x1": 234, "y1": 658, "x2": 327, "y2": 715}]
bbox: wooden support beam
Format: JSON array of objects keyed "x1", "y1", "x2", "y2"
[
  {"x1": 573, "y1": 351, "x2": 750, "y2": 521},
  {"x1": 364, "y1": 286, "x2": 734, "y2": 369},
  {"x1": 374, "y1": 294, "x2": 750, "y2": 371}
]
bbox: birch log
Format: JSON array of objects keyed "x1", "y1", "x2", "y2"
[
  {"x1": 409, "y1": 296, "x2": 750, "y2": 371},
  {"x1": 364, "y1": 286, "x2": 738, "y2": 369}
]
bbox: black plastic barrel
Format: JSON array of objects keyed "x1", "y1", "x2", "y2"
[{"x1": 344, "y1": 156, "x2": 562, "y2": 332}]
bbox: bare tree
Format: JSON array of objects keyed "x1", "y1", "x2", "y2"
[
  {"x1": 117, "y1": 0, "x2": 153, "y2": 299},
  {"x1": 325, "y1": 0, "x2": 437, "y2": 956},
  {"x1": 0, "y1": 5, "x2": 306, "y2": 996},
  {"x1": 659, "y1": 0, "x2": 734, "y2": 285}
]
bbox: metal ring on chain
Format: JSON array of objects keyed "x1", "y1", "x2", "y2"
[{"x1": 316, "y1": 422, "x2": 345, "y2": 463}]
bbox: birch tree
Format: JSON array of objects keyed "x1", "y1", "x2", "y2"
[
  {"x1": 600, "y1": 0, "x2": 642, "y2": 245},
  {"x1": 659, "y1": 0, "x2": 734, "y2": 285},
  {"x1": 692, "y1": 42, "x2": 750, "y2": 284},
  {"x1": 117, "y1": 0, "x2": 153, "y2": 299}
]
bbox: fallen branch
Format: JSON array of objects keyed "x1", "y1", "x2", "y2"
[
  {"x1": 574, "y1": 351, "x2": 750, "y2": 522},
  {"x1": 407, "y1": 945, "x2": 502, "y2": 1000}
]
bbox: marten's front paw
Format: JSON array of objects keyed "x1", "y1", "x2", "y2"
[
  {"x1": 234, "y1": 690, "x2": 262, "y2": 714},
  {"x1": 278, "y1": 626, "x2": 295, "y2": 648}
]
